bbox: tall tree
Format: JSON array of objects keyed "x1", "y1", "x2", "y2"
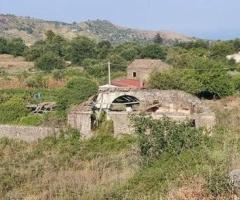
[{"x1": 153, "y1": 33, "x2": 163, "y2": 44}]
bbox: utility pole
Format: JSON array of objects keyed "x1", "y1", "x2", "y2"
[{"x1": 108, "y1": 61, "x2": 111, "y2": 85}]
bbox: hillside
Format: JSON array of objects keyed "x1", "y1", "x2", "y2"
[{"x1": 0, "y1": 14, "x2": 193, "y2": 45}]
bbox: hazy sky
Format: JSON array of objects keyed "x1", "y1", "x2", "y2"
[{"x1": 1, "y1": 0, "x2": 240, "y2": 40}]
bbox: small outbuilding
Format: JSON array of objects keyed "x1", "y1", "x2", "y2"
[{"x1": 111, "y1": 59, "x2": 172, "y2": 89}]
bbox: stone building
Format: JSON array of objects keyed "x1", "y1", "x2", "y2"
[
  {"x1": 68, "y1": 87, "x2": 216, "y2": 138},
  {"x1": 127, "y1": 59, "x2": 171, "y2": 86},
  {"x1": 111, "y1": 59, "x2": 172, "y2": 88}
]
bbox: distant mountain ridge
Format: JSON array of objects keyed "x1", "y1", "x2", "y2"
[{"x1": 0, "y1": 14, "x2": 194, "y2": 45}]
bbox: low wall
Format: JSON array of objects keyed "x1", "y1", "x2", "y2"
[{"x1": 0, "y1": 125, "x2": 59, "y2": 142}]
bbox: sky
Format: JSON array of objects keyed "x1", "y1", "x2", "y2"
[{"x1": 0, "y1": 0, "x2": 240, "y2": 40}]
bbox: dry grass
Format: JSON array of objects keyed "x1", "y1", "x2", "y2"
[
  {"x1": 0, "y1": 134, "x2": 138, "y2": 200},
  {"x1": 4, "y1": 152, "x2": 138, "y2": 200},
  {"x1": 0, "y1": 54, "x2": 34, "y2": 73},
  {"x1": 0, "y1": 76, "x2": 66, "y2": 89}
]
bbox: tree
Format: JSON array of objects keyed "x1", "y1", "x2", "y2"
[
  {"x1": 153, "y1": 33, "x2": 163, "y2": 44},
  {"x1": 233, "y1": 39, "x2": 240, "y2": 51},
  {"x1": 190, "y1": 58, "x2": 234, "y2": 98},
  {"x1": 96, "y1": 40, "x2": 112, "y2": 59},
  {"x1": 141, "y1": 44, "x2": 166, "y2": 60},
  {"x1": 149, "y1": 69, "x2": 202, "y2": 95},
  {"x1": 150, "y1": 58, "x2": 235, "y2": 99},
  {"x1": 7, "y1": 38, "x2": 26, "y2": 57},
  {"x1": 209, "y1": 41, "x2": 235, "y2": 60},
  {"x1": 69, "y1": 36, "x2": 96, "y2": 65},
  {"x1": 35, "y1": 52, "x2": 65, "y2": 71},
  {"x1": 120, "y1": 48, "x2": 139, "y2": 61},
  {"x1": 24, "y1": 40, "x2": 46, "y2": 61},
  {"x1": 0, "y1": 37, "x2": 8, "y2": 54},
  {"x1": 45, "y1": 30, "x2": 56, "y2": 41}
]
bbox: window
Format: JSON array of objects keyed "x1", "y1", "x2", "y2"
[{"x1": 133, "y1": 72, "x2": 137, "y2": 78}]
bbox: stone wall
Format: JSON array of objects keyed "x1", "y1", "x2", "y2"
[
  {"x1": 108, "y1": 112, "x2": 133, "y2": 136},
  {"x1": 108, "y1": 111, "x2": 216, "y2": 136},
  {"x1": 95, "y1": 89, "x2": 203, "y2": 111},
  {"x1": 0, "y1": 125, "x2": 59, "y2": 142},
  {"x1": 68, "y1": 111, "x2": 92, "y2": 138},
  {"x1": 69, "y1": 89, "x2": 217, "y2": 136}
]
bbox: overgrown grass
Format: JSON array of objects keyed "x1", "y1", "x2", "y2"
[
  {"x1": 1, "y1": 98, "x2": 240, "y2": 199},
  {"x1": 0, "y1": 130, "x2": 137, "y2": 199}
]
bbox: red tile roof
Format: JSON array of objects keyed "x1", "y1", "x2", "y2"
[{"x1": 111, "y1": 79, "x2": 143, "y2": 89}]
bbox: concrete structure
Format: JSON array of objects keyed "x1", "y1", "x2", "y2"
[{"x1": 68, "y1": 87, "x2": 216, "y2": 137}]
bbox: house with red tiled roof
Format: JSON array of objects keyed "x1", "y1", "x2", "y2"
[{"x1": 112, "y1": 59, "x2": 172, "y2": 89}]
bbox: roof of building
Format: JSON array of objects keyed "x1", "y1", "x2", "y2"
[
  {"x1": 111, "y1": 79, "x2": 143, "y2": 89},
  {"x1": 128, "y1": 59, "x2": 171, "y2": 70}
]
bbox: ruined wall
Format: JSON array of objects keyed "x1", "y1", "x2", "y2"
[
  {"x1": 69, "y1": 89, "x2": 216, "y2": 136},
  {"x1": 108, "y1": 112, "x2": 133, "y2": 136},
  {"x1": 68, "y1": 111, "x2": 92, "y2": 138},
  {"x1": 194, "y1": 112, "x2": 216, "y2": 131},
  {"x1": 0, "y1": 125, "x2": 59, "y2": 142}
]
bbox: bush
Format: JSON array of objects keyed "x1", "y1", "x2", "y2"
[
  {"x1": 35, "y1": 52, "x2": 65, "y2": 71},
  {"x1": 52, "y1": 69, "x2": 65, "y2": 80},
  {"x1": 19, "y1": 114, "x2": 44, "y2": 126},
  {"x1": 206, "y1": 167, "x2": 233, "y2": 197},
  {"x1": 57, "y1": 77, "x2": 98, "y2": 110},
  {"x1": 0, "y1": 97, "x2": 28, "y2": 123},
  {"x1": 132, "y1": 116, "x2": 205, "y2": 160},
  {"x1": 25, "y1": 74, "x2": 47, "y2": 88}
]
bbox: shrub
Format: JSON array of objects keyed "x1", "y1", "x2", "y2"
[
  {"x1": 35, "y1": 52, "x2": 65, "y2": 71},
  {"x1": 132, "y1": 116, "x2": 205, "y2": 160},
  {"x1": 57, "y1": 77, "x2": 98, "y2": 110},
  {"x1": 206, "y1": 167, "x2": 233, "y2": 197},
  {"x1": 0, "y1": 97, "x2": 28, "y2": 123},
  {"x1": 52, "y1": 69, "x2": 65, "y2": 80},
  {"x1": 19, "y1": 114, "x2": 44, "y2": 126},
  {"x1": 25, "y1": 74, "x2": 47, "y2": 88}
]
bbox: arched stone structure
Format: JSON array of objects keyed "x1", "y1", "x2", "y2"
[
  {"x1": 95, "y1": 88, "x2": 204, "y2": 113},
  {"x1": 68, "y1": 88, "x2": 216, "y2": 137}
]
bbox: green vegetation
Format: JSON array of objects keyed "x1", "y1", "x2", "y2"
[
  {"x1": 35, "y1": 52, "x2": 65, "y2": 71},
  {"x1": 132, "y1": 116, "x2": 205, "y2": 159},
  {"x1": 1, "y1": 29, "x2": 240, "y2": 199},
  {"x1": 0, "y1": 104, "x2": 238, "y2": 199},
  {"x1": 0, "y1": 130, "x2": 136, "y2": 199},
  {"x1": 0, "y1": 97, "x2": 28, "y2": 123},
  {"x1": 57, "y1": 76, "x2": 98, "y2": 110},
  {"x1": 150, "y1": 58, "x2": 235, "y2": 98},
  {"x1": 0, "y1": 37, "x2": 26, "y2": 56}
]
